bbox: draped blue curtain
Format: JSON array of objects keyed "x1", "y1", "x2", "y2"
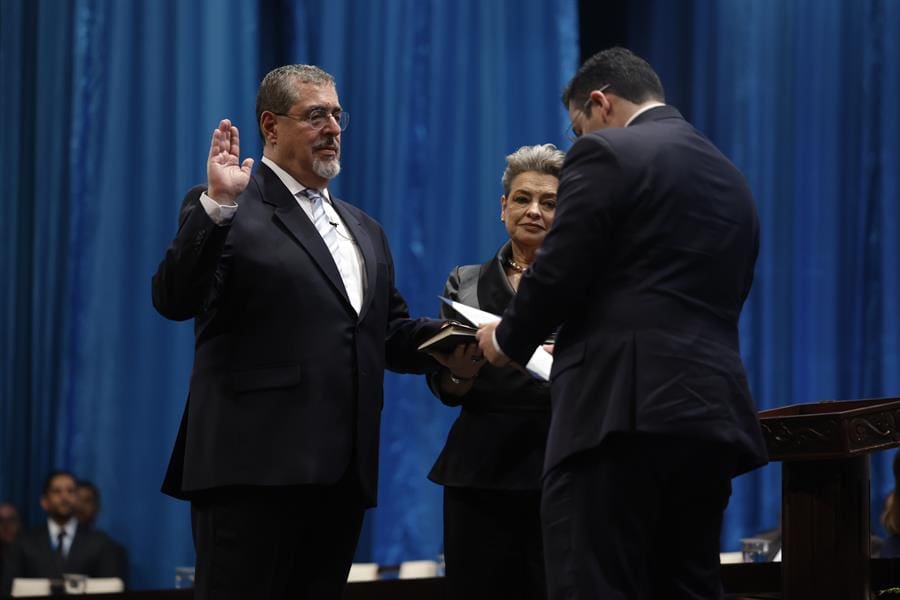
[
  {"x1": 1, "y1": 0, "x2": 577, "y2": 588},
  {"x1": 621, "y1": 0, "x2": 900, "y2": 549},
  {"x1": 8, "y1": 0, "x2": 896, "y2": 589}
]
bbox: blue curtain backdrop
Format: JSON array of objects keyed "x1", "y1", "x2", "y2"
[
  {"x1": 1, "y1": 0, "x2": 578, "y2": 588},
  {"x1": 619, "y1": 0, "x2": 900, "y2": 549},
  {"x1": 4, "y1": 0, "x2": 900, "y2": 591}
]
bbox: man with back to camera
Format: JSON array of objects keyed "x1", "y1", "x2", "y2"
[
  {"x1": 152, "y1": 64, "x2": 465, "y2": 599},
  {"x1": 477, "y1": 47, "x2": 769, "y2": 599},
  {"x1": 1, "y1": 471, "x2": 119, "y2": 595}
]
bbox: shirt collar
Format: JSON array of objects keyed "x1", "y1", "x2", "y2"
[
  {"x1": 261, "y1": 156, "x2": 330, "y2": 201},
  {"x1": 625, "y1": 102, "x2": 666, "y2": 127},
  {"x1": 47, "y1": 517, "x2": 78, "y2": 539}
]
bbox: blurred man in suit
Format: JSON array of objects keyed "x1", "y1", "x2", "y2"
[
  {"x1": 478, "y1": 47, "x2": 768, "y2": 599},
  {"x1": 153, "y1": 64, "x2": 450, "y2": 599},
  {"x1": 1, "y1": 471, "x2": 119, "y2": 595},
  {"x1": 0, "y1": 502, "x2": 21, "y2": 587}
]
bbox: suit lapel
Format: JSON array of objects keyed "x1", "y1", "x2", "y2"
[
  {"x1": 477, "y1": 242, "x2": 515, "y2": 315},
  {"x1": 256, "y1": 166, "x2": 353, "y2": 311},
  {"x1": 332, "y1": 199, "x2": 378, "y2": 322}
]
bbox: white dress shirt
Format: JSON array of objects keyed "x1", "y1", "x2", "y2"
[{"x1": 47, "y1": 517, "x2": 77, "y2": 558}]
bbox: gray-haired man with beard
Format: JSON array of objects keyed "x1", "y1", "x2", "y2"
[{"x1": 153, "y1": 65, "x2": 447, "y2": 599}]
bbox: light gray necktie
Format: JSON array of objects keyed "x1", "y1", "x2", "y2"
[{"x1": 303, "y1": 188, "x2": 343, "y2": 272}]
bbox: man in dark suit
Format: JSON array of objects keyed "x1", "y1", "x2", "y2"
[
  {"x1": 152, "y1": 64, "x2": 447, "y2": 599},
  {"x1": 477, "y1": 48, "x2": 769, "y2": 599},
  {"x1": 1, "y1": 471, "x2": 119, "y2": 596}
]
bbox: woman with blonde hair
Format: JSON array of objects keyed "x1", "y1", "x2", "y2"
[{"x1": 428, "y1": 144, "x2": 565, "y2": 600}]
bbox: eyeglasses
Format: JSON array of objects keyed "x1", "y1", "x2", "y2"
[
  {"x1": 274, "y1": 108, "x2": 350, "y2": 131},
  {"x1": 565, "y1": 84, "x2": 610, "y2": 142}
]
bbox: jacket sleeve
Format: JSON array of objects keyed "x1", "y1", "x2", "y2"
[{"x1": 151, "y1": 185, "x2": 233, "y2": 321}]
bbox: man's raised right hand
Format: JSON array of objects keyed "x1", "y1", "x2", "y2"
[{"x1": 207, "y1": 119, "x2": 254, "y2": 205}]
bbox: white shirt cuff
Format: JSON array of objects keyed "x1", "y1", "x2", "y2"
[{"x1": 200, "y1": 192, "x2": 238, "y2": 225}]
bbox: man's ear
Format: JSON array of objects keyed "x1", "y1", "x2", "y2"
[
  {"x1": 590, "y1": 89, "x2": 612, "y2": 124},
  {"x1": 40, "y1": 496, "x2": 49, "y2": 513},
  {"x1": 260, "y1": 111, "x2": 278, "y2": 146}
]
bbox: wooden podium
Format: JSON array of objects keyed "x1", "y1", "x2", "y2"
[{"x1": 758, "y1": 397, "x2": 900, "y2": 600}]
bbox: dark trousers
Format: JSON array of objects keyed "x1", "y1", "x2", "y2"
[
  {"x1": 541, "y1": 434, "x2": 735, "y2": 600},
  {"x1": 444, "y1": 485, "x2": 547, "y2": 600},
  {"x1": 190, "y1": 469, "x2": 365, "y2": 600}
]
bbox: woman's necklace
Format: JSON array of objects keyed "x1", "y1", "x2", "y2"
[{"x1": 506, "y1": 256, "x2": 529, "y2": 273}]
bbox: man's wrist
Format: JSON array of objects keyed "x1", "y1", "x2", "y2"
[
  {"x1": 207, "y1": 189, "x2": 237, "y2": 206},
  {"x1": 200, "y1": 192, "x2": 239, "y2": 226}
]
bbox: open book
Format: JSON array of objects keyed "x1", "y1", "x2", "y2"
[{"x1": 416, "y1": 297, "x2": 552, "y2": 381}]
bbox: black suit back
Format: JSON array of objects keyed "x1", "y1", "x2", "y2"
[{"x1": 497, "y1": 106, "x2": 768, "y2": 477}]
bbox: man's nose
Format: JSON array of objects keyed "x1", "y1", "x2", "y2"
[{"x1": 321, "y1": 114, "x2": 342, "y2": 135}]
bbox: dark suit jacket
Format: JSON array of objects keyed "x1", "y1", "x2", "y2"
[
  {"x1": 496, "y1": 105, "x2": 768, "y2": 477},
  {"x1": 428, "y1": 242, "x2": 550, "y2": 491},
  {"x1": 1, "y1": 524, "x2": 119, "y2": 595},
  {"x1": 152, "y1": 163, "x2": 442, "y2": 507}
]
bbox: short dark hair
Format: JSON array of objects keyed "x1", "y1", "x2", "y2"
[
  {"x1": 42, "y1": 470, "x2": 76, "y2": 495},
  {"x1": 255, "y1": 64, "x2": 336, "y2": 142},
  {"x1": 561, "y1": 47, "x2": 665, "y2": 109}
]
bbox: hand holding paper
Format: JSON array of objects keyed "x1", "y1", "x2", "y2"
[
  {"x1": 442, "y1": 297, "x2": 552, "y2": 381},
  {"x1": 475, "y1": 322, "x2": 510, "y2": 367}
]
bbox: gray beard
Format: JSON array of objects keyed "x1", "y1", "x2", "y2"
[{"x1": 313, "y1": 157, "x2": 341, "y2": 180}]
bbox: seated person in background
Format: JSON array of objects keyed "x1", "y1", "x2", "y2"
[
  {"x1": 0, "y1": 503, "x2": 22, "y2": 585},
  {"x1": 428, "y1": 144, "x2": 565, "y2": 600},
  {"x1": 75, "y1": 481, "x2": 128, "y2": 585},
  {"x1": 73, "y1": 482, "x2": 100, "y2": 527},
  {"x1": 881, "y1": 450, "x2": 900, "y2": 557},
  {"x1": 1, "y1": 471, "x2": 120, "y2": 595}
]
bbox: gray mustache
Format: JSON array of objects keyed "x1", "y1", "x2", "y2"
[{"x1": 314, "y1": 138, "x2": 339, "y2": 151}]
